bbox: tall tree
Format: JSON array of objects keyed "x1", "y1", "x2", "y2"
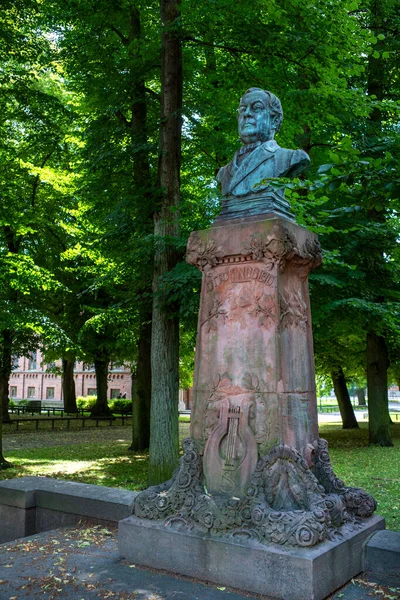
[
  {"x1": 330, "y1": 366, "x2": 359, "y2": 429},
  {"x1": 148, "y1": 0, "x2": 183, "y2": 485}
]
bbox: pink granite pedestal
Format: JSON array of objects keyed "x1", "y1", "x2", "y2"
[{"x1": 187, "y1": 217, "x2": 321, "y2": 495}]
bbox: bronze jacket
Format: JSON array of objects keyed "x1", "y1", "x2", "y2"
[{"x1": 217, "y1": 140, "x2": 310, "y2": 197}]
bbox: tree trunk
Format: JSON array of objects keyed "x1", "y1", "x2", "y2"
[
  {"x1": 62, "y1": 358, "x2": 77, "y2": 413},
  {"x1": 331, "y1": 367, "x2": 359, "y2": 429},
  {"x1": 356, "y1": 387, "x2": 366, "y2": 406},
  {"x1": 1, "y1": 331, "x2": 12, "y2": 423},
  {"x1": 91, "y1": 356, "x2": 112, "y2": 417},
  {"x1": 130, "y1": 316, "x2": 152, "y2": 451},
  {"x1": 1, "y1": 378, "x2": 10, "y2": 423},
  {"x1": 0, "y1": 330, "x2": 13, "y2": 468},
  {"x1": 367, "y1": 332, "x2": 393, "y2": 446},
  {"x1": 148, "y1": 0, "x2": 182, "y2": 486}
]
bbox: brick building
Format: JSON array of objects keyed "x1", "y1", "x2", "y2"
[{"x1": 8, "y1": 350, "x2": 132, "y2": 402}]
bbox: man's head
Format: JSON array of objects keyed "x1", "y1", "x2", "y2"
[{"x1": 238, "y1": 88, "x2": 283, "y2": 145}]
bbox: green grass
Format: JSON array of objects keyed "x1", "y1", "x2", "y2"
[
  {"x1": 1, "y1": 421, "x2": 399, "y2": 531},
  {"x1": 0, "y1": 442, "x2": 149, "y2": 490},
  {"x1": 319, "y1": 422, "x2": 400, "y2": 531}
]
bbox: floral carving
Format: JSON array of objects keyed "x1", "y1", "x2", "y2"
[
  {"x1": 134, "y1": 437, "x2": 377, "y2": 548},
  {"x1": 135, "y1": 439, "x2": 329, "y2": 547},
  {"x1": 241, "y1": 224, "x2": 298, "y2": 273},
  {"x1": 186, "y1": 234, "x2": 224, "y2": 272},
  {"x1": 301, "y1": 237, "x2": 322, "y2": 268},
  {"x1": 241, "y1": 224, "x2": 322, "y2": 275},
  {"x1": 201, "y1": 296, "x2": 228, "y2": 333},
  {"x1": 249, "y1": 294, "x2": 276, "y2": 329},
  {"x1": 311, "y1": 438, "x2": 377, "y2": 519},
  {"x1": 279, "y1": 290, "x2": 308, "y2": 330}
]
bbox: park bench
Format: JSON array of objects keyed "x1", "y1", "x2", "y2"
[
  {"x1": 9, "y1": 406, "x2": 87, "y2": 417},
  {"x1": 4, "y1": 414, "x2": 132, "y2": 431}
]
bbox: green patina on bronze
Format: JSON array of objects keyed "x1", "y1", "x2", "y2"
[{"x1": 215, "y1": 88, "x2": 310, "y2": 223}]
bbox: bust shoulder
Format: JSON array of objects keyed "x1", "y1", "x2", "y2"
[{"x1": 273, "y1": 145, "x2": 310, "y2": 178}]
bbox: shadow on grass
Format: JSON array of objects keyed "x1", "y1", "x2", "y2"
[{"x1": 0, "y1": 442, "x2": 149, "y2": 491}]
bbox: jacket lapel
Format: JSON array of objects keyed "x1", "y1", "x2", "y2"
[{"x1": 229, "y1": 141, "x2": 279, "y2": 194}]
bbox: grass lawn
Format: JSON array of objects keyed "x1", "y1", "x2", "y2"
[{"x1": 0, "y1": 421, "x2": 399, "y2": 531}]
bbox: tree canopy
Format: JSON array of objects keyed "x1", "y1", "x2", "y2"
[{"x1": 1, "y1": 0, "x2": 399, "y2": 469}]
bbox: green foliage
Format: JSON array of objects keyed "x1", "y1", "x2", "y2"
[
  {"x1": 76, "y1": 396, "x2": 97, "y2": 410},
  {"x1": 76, "y1": 396, "x2": 132, "y2": 412},
  {"x1": 1, "y1": 0, "x2": 400, "y2": 461},
  {"x1": 108, "y1": 399, "x2": 132, "y2": 412}
]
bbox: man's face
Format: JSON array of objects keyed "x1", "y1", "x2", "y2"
[{"x1": 238, "y1": 90, "x2": 272, "y2": 144}]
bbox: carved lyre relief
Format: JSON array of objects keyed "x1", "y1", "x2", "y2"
[{"x1": 203, "y1": 396, "x2": 258, "y2": 498}]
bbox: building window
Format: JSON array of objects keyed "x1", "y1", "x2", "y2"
[
  {"x1": 10, "y1": 386, "x2": 17, "y2": 398},
  {"x1": 12, "y1": 355, "x2": 19, "y2": 370},
  {"x1": 83, "y1": 363, "x2": 95, "y2": 371},
  {"x1": 110, "y1": 389, "x2": 121, "y2": 399},
  {"x1": 87, "y1": 388, "x2": 97, "y2": 396},
  {"x1": 46, "y1": 387, "x2": 55, "y2": 399},
  {"x1": 27, "y1": 387, "x2": 35, "y2": 398},
  {"x1": 28, "y1": 351, "x2": 37, "y2": 370}
]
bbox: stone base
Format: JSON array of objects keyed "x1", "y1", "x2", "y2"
[{"x1": 118, "y1": 514, "x2": 385, "y2": 600}]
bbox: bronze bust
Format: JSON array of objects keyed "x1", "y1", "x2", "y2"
[{"x1": 216, "y1": 88, "x2": 310, "y2": 221}]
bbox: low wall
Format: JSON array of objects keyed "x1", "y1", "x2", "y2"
[{"x1": 0, "y1": 476, "x2": 137, "y2": 543}]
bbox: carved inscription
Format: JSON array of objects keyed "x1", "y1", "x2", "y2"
[{"x1": 206, "y1": 266, "x2": 273, "y2": 292}]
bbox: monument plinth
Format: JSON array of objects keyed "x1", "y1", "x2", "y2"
[
  {"x1": 187, "y1": 217, "x2": 321, "y2": 472},
  {"x1": 119, "y1": 88, "x2": 383, "y2": 600}
]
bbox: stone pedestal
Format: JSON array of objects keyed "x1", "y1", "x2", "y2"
[
  {"x1": 119, "y1": 215, "x2": 380, "y2": 600},
  {"x1": 119, "y1": 514, "x2": 385, "y2": 600},
  {"x1": 186, "y1": 217, "x2": 321, "y2": 494}
]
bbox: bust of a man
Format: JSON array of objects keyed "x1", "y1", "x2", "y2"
[{"x1": 216, "y1": 88, "x2": 309, "y2": 221}]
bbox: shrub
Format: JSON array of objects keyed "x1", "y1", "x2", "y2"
[
  {"x1": 76, "y1": 396, "x2": 97, "y2": 410},
  {"x1": 108, "y1": 399, "x2": 132, "y2": 412},
  {"x1": 8, "y1": 399, "x2": 16, "y2": 408}
]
